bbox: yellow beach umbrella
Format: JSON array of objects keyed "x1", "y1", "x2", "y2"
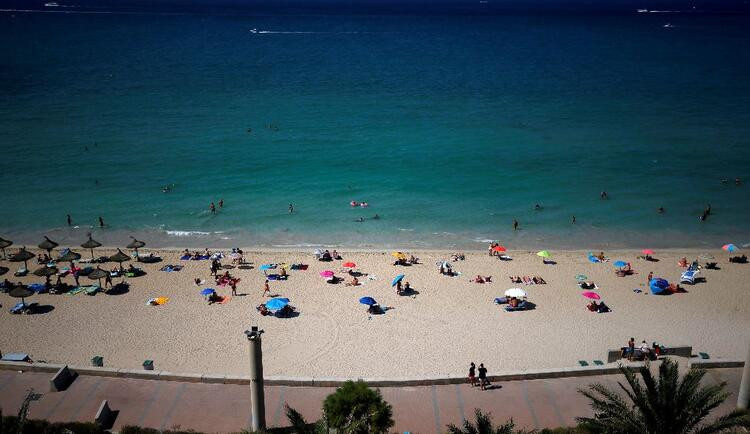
[
  {"x1": 391, "y1": 252, "x2": 407, "y2": 260},
  {"x1": 536, "y1": 250, "x2": 551, "y2": 258},
  {"x1": 155, "y1": 297, "x2": 169, "y2": 305}
]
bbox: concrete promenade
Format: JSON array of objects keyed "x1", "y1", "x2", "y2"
[{"x1": 0, "y1": 366, "x2": 744, "y2": 433}]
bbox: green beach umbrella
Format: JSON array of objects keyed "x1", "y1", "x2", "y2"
[
  {"x1": 38, "y1": 236, "x2": 59, "y2": 256},
  {"x1": 109, "y1": 249, "x2": 131, "y2": 266},
  {"x1": 536, "y1": 250, "x2": 551, "y2": 258},
  {"x1": 9, "y1": 247, "x2": 35, "y2": 269},
  {"x1": 81, "y1": 234, "x2": 102, "y2": 259},
  {"x1": 0, "y1": 237, "x2": 12, "y2": 259}
]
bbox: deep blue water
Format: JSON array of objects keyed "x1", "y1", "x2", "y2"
[{"x1": 1, "y1": 11, "x2": 749, "y2": 249}]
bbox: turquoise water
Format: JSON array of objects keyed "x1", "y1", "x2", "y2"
[{"x1": 1, "y1": 11, "x2": 749, "y2": 249}]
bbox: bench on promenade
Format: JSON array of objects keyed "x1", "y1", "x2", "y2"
[
  {"x1": 607, "y1": 345, "x2": 692, "y2": 363},
  {"x1": 94, "y1": 400, "x2": 117, "y2": 428},
  {"x1": 50, "y1": 365, "x2": 77, "y2": 392}
]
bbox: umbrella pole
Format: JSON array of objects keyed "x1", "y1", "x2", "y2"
[
  {"x1": 91, "y1": 248, "x2": 95, "y2": 260},
  {"x1": 24, "y1": 259, "x2": 28, "y2": 269}
]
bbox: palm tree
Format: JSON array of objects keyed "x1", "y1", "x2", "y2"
[
  {"x1": 577, "y1": 358, "x2": 750, "y2": 433},
  {"x1": 447, "y1": 409, "x2": 517, "y2": 434}
]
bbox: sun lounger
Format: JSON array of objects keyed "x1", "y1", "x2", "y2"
[
  {"x1": 1, "y1": 352, "x2": 31, "y2": 362},
  {"x1": 10, "y1": 302, "x2": 28, "y2": 314},
  {"x1": 15, "y1": 267, "x2": 28, "y2": 276},
  {"x1": 680, "y1": 269, "x2": 699, "y2": 284},
  {"x1": 68, "y1": 286, "x2": 85, "y2": 295},
  {"x1": 83, "y1": 285, "x2": 100, "y2": 295}
]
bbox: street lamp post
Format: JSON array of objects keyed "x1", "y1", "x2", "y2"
[
  {"x1": 738, "y1": 340, "x2": 750, "y2": 410},
  {"x1": 245, "y1": 326, "x2": 266, "y2": 431}
]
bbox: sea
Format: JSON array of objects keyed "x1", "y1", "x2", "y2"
[{"x1": 1, "y1": 8, "x2": 749, "y2": 250}]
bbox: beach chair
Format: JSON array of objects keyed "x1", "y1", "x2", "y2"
[
  {"x1": 14, "y1": 267, "x2": 28, "y2": 277},
  {"x1": 680, "y1": 269, "x2": 699, "y2": 284}
]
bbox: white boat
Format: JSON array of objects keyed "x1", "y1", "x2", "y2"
[
  {"x1": 44, "y1": 2, "x2": 60, "y2": 6},
  {"x1": 637, "y1": 9, "x2": 648, "y2": 13},
  {"x1": 663, "y1": 23, "x2": 674, "y2": 28}
]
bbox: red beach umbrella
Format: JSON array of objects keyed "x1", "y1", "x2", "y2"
[
  {"x1": 582, "y1": 291, "x2": 600, "y2": 300},
  {"x1": 492, "y1": 245, "x2": 507, "y2": 252},
  {"x1": 642, "y1": 249, "x2": 654, "y2": 255},
  {"x1": 343, "y1": 262, "x2": 356, "y2": 268}
]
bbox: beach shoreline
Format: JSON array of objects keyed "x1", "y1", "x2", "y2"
[{"x1": 2, "y1": 246, "x2": 749, "y2": 379}]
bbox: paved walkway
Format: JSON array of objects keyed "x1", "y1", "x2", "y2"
[{"x1": 0, "y1": 368, "x2": 743, "y2": 432}]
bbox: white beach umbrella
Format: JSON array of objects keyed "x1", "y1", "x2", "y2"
[{"x1": 504, "y1": 287, "x2": 527, "y2": 298}]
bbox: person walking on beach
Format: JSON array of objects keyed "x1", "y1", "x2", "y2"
[
  {"x1": 263, "y1": 279, "x2": 270, "y2": 297},
  {"x1": 289, "y1": 203, "x2": 294, "y2": 213},
  {"x1": 468, "y1": 362, "x2": 477, "y2": 387},
  {"x1": 67, "y1": 214, "x2": 72, "y2": 226},
  {"x1": 231, "y1": 281, "x2": 237, "y2": 296},
  {"x1": 513, "y1": 220, "x2": 518, "y2": 231},
  {"x1": 478, "y1": 363, "x2": 489, "y2": 390},
  {"x1": 98, "y1": 216, "x2": 105, "y2": 228},
  {"x1": 210, "y1": 202, "x2": 216, "y2": 214},
  {"x1": 73, "y1": 269, "x2": 80, "y2": 287}
]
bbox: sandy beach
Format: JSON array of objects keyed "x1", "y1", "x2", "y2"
[{"x1": 1, "y1": 247, "x2": 749, "y2": 378}]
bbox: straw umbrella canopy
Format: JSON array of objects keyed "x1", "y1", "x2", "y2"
[
  {"x1": 33, "y1": 266, "x2": 58, "y2": 278},
  {"x1": 9, "y1": 285, "x2": 34, "y2": 305},
  {"x1": 0, "y1": 237, "x2": 12, "y2": 259},
  {"x1": 81, "y1": 234, "x2": 102, "y2": 259},
  {"x1": 9, "y1": 247, "x2": 35, "y2": 269},
  {"x1": 88, "y1": 268, "x2": 109, "y2": 287},
  {"x1": 38, "y1": 236, "x2": 59, "y2": 256},
  {"x1": 0, "y1": 266, "x2": 8, "y2": 276},
  {"x1": 126, "y1": 237, "x2": 146, "y2": 255},
  {"x1": 57, "y1": 250, "x2": 81, "y2": 268},
  {"x1": 109, "y1": 249, "x2": 131, "y2": 267}
]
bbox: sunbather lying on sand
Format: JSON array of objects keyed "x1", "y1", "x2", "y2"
[
  {"x1": 256, "y1": 304, "x2": 270, "y2": 316},
  {"x1": 471, "y1": 275, "x2": 492, "y2": 283},
  {"x1": 345, "y1": 277, "x2": 360, "y2": 287},
  {"x1": 509, "y1": 275, "x2": 522, "y2": 284},
  {"x1": 578, "y1": 281, "x2": 597, "y2": 289}
]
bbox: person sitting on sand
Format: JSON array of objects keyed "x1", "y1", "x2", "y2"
[
  {"x1": 409, "y1": 255, "x2": 419, "y2": 264},
  {"x1": 403, "y1": 281, "x2": 411, "y2": 293},
  {"x1": 208, "y1": 291, "x2": 222, "y2": 304},
  {"x1": 368, "y1": 304, "x2": 384, "y2": 315},
  {"x1": 332, "y1": 250, "x2": 340, "y2": 260},
  {"x1": 345, "y1": 277, "x2": 359, "y2": 287},
  {"x1": 678, "y1": 257, "x2": 688, "y2": 267},
  {"x1": 587, "y1": 300, "x2": 600, "y2": 312},
  {"x1": 597, "y1": 252, "x2": 606, "y2": 261},
  {"x1": 395, "y1": 280, "x2": 403, "y2": 294},
  {"x1": 279, "y1": 267, "x2": 287, "y2": 278}
]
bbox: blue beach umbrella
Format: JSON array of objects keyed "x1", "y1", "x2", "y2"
[
  {"x1": 266, "y1": 297, "x2": 290, "y2": 310},
  {"x1": 359, "y1": 296, "x2": 377, "y2": 306},
  {"x1": 649, "y1": 278, "x2": 669, "y2": 295},
  {"x1": 391, "y1": 274, "x2": 405, "y2": 287},
  {"x1": 613, "y1": 260, "x2": 627, "y2": 269},
  {"x1": 259, "y1": 264, "x2": 275, "y2": 270},
  {"x1": 200, "y1": 288, "x2": 215, "y2": 296},
  {"x1": 723, "y1": 244, "x2": 738, "y2": 253}
]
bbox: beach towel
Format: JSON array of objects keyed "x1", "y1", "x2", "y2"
[
  {"x1": 147, "y1": 297, "x2": 169, "y2": 306},
  {"x1": 28, "y1": 283, "x2": 47, "y2": 293},
  {"x1": 367, "y1": 275, "x2": 378, "y2": 280},
  {"x1": 290, "y1": 264, "x2": 308, "y2": 270},
  {"x1": 68, "y1": 286, "x2": 85, "y2": 295},
  {"x1": 494, "y1": 297, "x2": 508, "y2": 304},
  {"x1": 218, "y1": 296, "x2": 231, "y2": 304},
  {"x1": 160, "y1": 265, "x2": 183, "y2": 272},
  {"x1": 266, "y1": 274, "x2": 287, "y2": 281},
  {"x1": 83, "y1": 285, "x2": 100, "y2": 295},
  {"x1": 180, "y1": 255, "x2": 191, "y2": 260},
  {"x1": 10, "y1": 302, "x2": 27, "y2": 314}
]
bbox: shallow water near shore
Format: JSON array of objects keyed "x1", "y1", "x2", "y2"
[{"x1": 1, "y1": 12, "x2": 749, "y2": 248}]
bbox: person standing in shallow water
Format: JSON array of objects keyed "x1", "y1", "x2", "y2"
[
  {"x1": 210, "y1": 202, "x2": 216, "y2": 214},
  {"x1": 289, "y1": 203, "x2": 294, "y2": 213},
  {"x1": 218, "y1": 199, "x2": 224, "y2": 209},
  {"x1": 572, "y1": 215, "x2": 576, "y2": 224},
  {"x1": 67, "y1": 214, "x2": 72, "y2": 226},
  {"x1": 98, "y1": 216, "x2": 105, "y2": 228},
  {"x1": 513, "y1": 220, "x2": 518, "y2": 231}
]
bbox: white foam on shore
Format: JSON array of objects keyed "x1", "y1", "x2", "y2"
[{"x1": 165, "y1": 230, "x2": 211, "y2": 237}]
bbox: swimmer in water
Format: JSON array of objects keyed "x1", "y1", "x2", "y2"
[
  {"x1": 289, "y1": 203, "x2": 294, "y2": 213},
  {"x1": 355, "y1": 217, "x2": 364, "y2": 222},
  {"x1": 99, "y1": 216, "x2": 105, "y2": 228},
  {"x1": 658, "y1": 207, "x2": 664, "y2": 214},
  {"x1": 571, "y1": 215, "x2": 576, "y2": 224},
  {"x1": 534, "y1": 204, "x2": 541, "y2": 210},
  {"x1": 600, "y1": 191, "x2": 608, "y2": 199},
  {"x1": 373, "y1": 214, "x2": 380, "y2": 220}
]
